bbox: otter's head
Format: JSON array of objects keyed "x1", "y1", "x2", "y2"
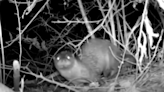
[{"x1": 54, "y1": 51, "x2": 75, "y2": 70}]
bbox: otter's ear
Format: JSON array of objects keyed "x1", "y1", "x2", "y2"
[
  {"x1": 52, "y1": 55, "x2": 56, "y2": 60},
  {"x1": 52, "y1": 56, "x2": 57, "y2": 68}
]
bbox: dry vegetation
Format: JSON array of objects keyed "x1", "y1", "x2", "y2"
[{"x1": 1, "y1": 0, "x2": 164, "y2": 92}]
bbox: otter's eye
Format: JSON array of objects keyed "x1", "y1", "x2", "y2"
[
  {"x1": 56, "y1": 57, "x2": 60, "y2": 61},
  {"x1": 66, "y1": 55, "x2": 71, "y2": 59}
]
